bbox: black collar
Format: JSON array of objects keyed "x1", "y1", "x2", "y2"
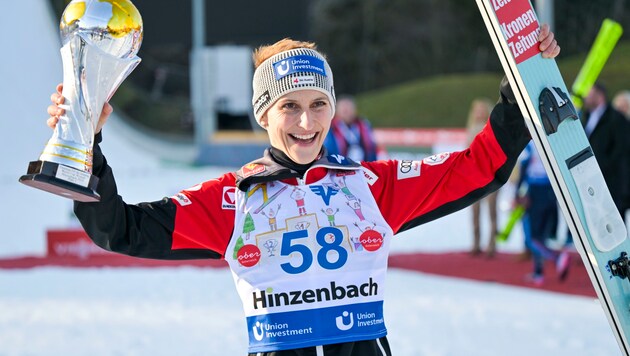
[
  {"x1": 235, "y1": 147, "x2": 362, "y2": 191},
  {"x1": 269, "y1": 146, "x2": 319, "y2": 177}
]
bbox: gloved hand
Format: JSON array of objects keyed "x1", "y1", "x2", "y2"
[{"x1": 500, "y1": 76, "x2": 517, "y2": 105}]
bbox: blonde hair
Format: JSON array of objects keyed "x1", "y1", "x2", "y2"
[
  {"x1": 253, "y1": 38, "x2": 322, "y2": 68},
  {"x1": 466, "y1": 98, "x2": 493, "y2": 126},
  {"x1": 612, "y1": 90, "x2": 630, "y2": 119}
]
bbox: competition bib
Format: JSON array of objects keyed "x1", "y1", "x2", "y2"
[{"x1": 225, "y1": 168, "x2": 393, "y2": 353}]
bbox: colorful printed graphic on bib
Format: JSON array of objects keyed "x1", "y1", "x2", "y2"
[
  {"x1": 225, "y1": 173, "x2": 394, "y2": 352},
  {"x1": 254, "y1": 213, "x2": 354, "y2": 274}
]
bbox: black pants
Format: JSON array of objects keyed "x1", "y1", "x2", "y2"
[{"x1": 248, "y1": 337, "x2": 392, "y2": 356}]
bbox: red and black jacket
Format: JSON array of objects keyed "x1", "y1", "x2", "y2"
[{"x1": 74, "y1": 93, "x2": 527, "y2": 262}]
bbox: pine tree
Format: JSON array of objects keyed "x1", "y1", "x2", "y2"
[
  {"x1": 243, "y1": 213, "x2": 255, "y2": 240},
  {"x1": 233, "y1": 236, "x2": 244, "y2": 260}
]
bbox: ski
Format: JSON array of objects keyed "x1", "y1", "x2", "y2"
[{"x1": 476, "y1": 1, "x2": 629, "y2": 354}]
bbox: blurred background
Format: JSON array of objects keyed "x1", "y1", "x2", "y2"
[
  {"x1": 0, "y1": 1, "x2": 628, "y2": 355},
  {"x1": 45, "y1": 0, "x2": 630, "y2": 134}
]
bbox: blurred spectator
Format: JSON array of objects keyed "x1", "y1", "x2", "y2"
[
  {"x1": 466, "y1": 98, "x2": 498, "y2": 257},
  {"x1": 324, "y1": 95, "x2": 384, "y2": 161},
  {"x1": 582, "y1": 83, "x2": 628, "y2": 220},
  {"x1": 612, "y1": 90, "x2": 630, "y2": 118},
  {"x1": 612, "y1": 90, "x2": 630, "y2": 220},
  {"x1": 516, "y1": 142, "x2": 570, "y2": 286}
]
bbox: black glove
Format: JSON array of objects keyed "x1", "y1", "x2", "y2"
[{"x1": 500, "y1": 75, "x2": 517, "y2": 104}]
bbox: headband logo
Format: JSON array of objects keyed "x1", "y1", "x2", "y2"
[
  {"x1": 254, "y1": 90, "x2": 271, "y2": 114},
  {"x1": 291, "y1": 76, "x2": 315, "y2": 86},
  {"x1": 273, "y1": 55, "x2": 326, "y2": 80}
]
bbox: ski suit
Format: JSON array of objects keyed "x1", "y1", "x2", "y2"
[{"x1": 74, "y1": 94, "x2": 529, "y2": 355}]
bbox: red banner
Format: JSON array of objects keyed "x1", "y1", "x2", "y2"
[
  {"x1": 373, "y1": 128, "x2": 467, "y2": 147},
  {"x1": 47, "y1": 229, "x2": 115, "y2": 260}
]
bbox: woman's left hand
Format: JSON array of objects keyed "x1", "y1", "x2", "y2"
[{"x1": 538, "y1": 24, "x2": 560, "y2": 59}]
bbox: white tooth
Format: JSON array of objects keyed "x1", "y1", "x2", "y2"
[{"x1": 293, "y1": 133, "x2": 316, "y2": 140}]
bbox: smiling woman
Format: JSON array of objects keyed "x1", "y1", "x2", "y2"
[
  {"x1": 262, "y1": 90, "x2": 332, "y2": 164},
  {"x1": 46, "y1": 28, "x2": 561, "y2": 356}
]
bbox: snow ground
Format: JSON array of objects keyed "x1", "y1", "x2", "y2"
[{"x1": 0, "y1": 267, "x2": 620, "y2": 356}]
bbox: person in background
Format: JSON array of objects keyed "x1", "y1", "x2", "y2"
[
  {"x1": 612, "y1": 90, "x2": 630, "y2": 118},
  {"x1": 466, "y1": 98, "x2": 498, "y2": 257},
  {"x1": 515, "y1": 141, "x2": 570, "y2": 286},
  {"x1": 581, "y1": 83, "x2": 628, "y2": 220},
  {"x1": 324, "y1": 95, "x2": 384, "y2": 162}
]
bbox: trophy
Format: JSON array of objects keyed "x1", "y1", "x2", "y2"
[{"x1": 19, "y1": 0, "x2": 143, "y2": 202}]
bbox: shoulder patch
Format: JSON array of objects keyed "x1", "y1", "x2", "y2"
[
  {"x1": 173, "y1": 193, "x2": 192, "y2": 206},
  {"x1": 397, "y1": 160, "x2": 421, "y2": 180},
  {"x1": 362, "y1": 167, "x2": 379, "y2": 185},
  {"x1": 222, "y1": 186, "x2": 236, "y2": 210},
  {"x1": 242, "y1": 163, "x2": 266, "y2": 178},
  {"x1": 423, "y1": 152, "x2": 450, "y2": 166}
]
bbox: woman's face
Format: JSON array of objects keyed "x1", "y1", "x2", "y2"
[{"x1": 260, "y1": 90, "x2": 333, "y2": 164}]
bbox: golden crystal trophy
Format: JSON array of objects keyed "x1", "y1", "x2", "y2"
[{"x1": 20, "y1": 0, "x2": 143, "y2": 202}]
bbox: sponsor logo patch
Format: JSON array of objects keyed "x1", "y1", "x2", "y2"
[
  {"x1": 222, "y1": 186, "x2": 236, "y2": 210},
  {"x1": 273, "y1": 55, "x2": 327, "y2": 80},
  {"x1": 423, "y1": 152, "x2": 450, "y2": 166},
  {"x1": 493, "y1": 0, "x2": 541, "y2": 64},
  {"x1": 397, "y1": 160, "x2": 421, "y2": 180},
  {"x1": 237, "y1": 244, "x2": 261, "y2": 267},
  {"x1": 327, "y1": 154, "x2": 348, "y2": 165},
  {"x1": 242, "y1": 163, "x2": 266, "y2": 178},
  {"x1": 360, "y1": 230, "x2": 383, "y2": 252},
  {"x1": 309, "y1": 185, "x2": 339, "y2": 205},
  {"x1": 335, "y1": 170, "x2": 356, "y2": 177},
  {"x1": 253, "y1": 90, "x2": 271, "y2": 114},
  {"x1": 173, "y1": 193, "x2": 192, "y2": 206},
  {"x1": 291, "y1": 75, "x2": 315, "y2": 86},
  {"x1": 362, "y1": 167, "x2": 379, "y2": 185}
]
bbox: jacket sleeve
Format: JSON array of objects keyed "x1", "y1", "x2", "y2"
[
  {"x1": 74, "y1": 133, "x2": 236, "y2": 260},
  {"x1": 363, "y1": 96, "x2": 530, "y2": 234}
]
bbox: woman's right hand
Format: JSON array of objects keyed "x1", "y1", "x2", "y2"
[{"x1": 46, "y1": 83, "x2": 113, "y2": 134}]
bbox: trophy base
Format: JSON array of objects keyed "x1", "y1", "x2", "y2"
[{"x1": 19, "y1": 160, "x2": 100, "y2": 202}]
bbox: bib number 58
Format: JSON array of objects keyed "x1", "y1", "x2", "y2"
[{"x1": 280, "y1": 227, "x2": 348, "y2": 274}]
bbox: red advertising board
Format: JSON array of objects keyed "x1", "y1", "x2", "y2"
[
  {"x1": 47, "y1": 229, "x2": 116, "y2": 260},
  {"x1": 373, "y1": 128, "x2": 467, "y2": 148}
]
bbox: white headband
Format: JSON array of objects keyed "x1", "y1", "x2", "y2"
[{"x1": 252, "y1": 48, "x2": 336, "y2": 127}]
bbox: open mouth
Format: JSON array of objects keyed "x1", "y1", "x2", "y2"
[{"x1": 289, "y1": 132, "x2": 318, "y2": 144}]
